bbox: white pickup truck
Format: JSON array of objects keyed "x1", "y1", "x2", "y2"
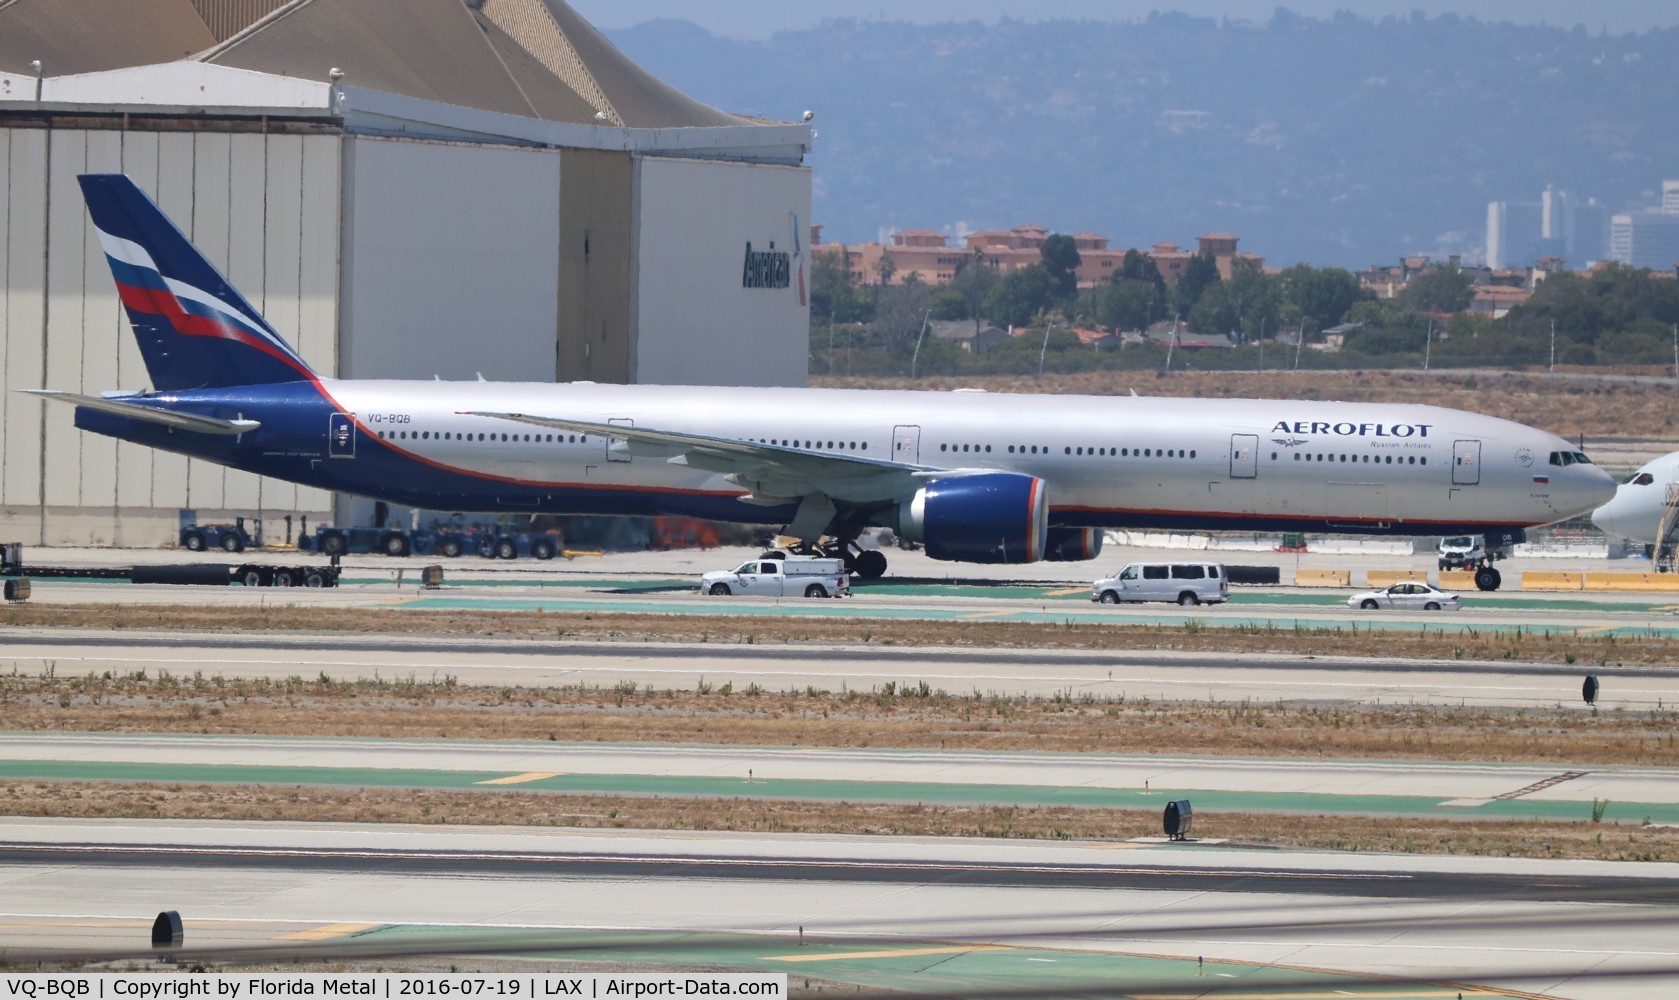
[{"x1": 700, "y1": 556, "x2": 850, "y2": 598}]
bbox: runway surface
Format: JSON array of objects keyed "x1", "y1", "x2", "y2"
[
  {"x1": 5, "y1": 627, "x2": 1677, "y2": 709},
  {"x1": 1, "y1": 817, "x2": 1675, "y2": 998},
  {"x1": 5, "y1": 732, "x2": 1678, "y2": 824}
]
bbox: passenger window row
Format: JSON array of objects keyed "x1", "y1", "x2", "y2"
[
  {"x1": 1285, "y1": 452, "x2": 1426, "y2": 465},
  {"x1": 748, "y1": 439, "x2": 869, "y2": 451},
  {"x1": 939, "y1": 444, "x2": 1198, "y2": 459},
  {"x1": 378, "y1": 430, "x2": 584, "y2": 444}
]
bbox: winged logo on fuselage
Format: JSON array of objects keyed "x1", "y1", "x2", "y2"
[{"x1": 1271, "y1": 437, "x2": 1307, "y2": 448}]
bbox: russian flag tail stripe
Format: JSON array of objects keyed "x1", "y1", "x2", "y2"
[{"x1": 77, "y1": 173, "x2": 317, "y2": 391}]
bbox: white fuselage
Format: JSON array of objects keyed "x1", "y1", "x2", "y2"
[
  {"x1": 1590, "y1": 450, "x2": 1679, "y2": 543},
  {"x1": 308, "y1": 379, "x2": 1612, "y2": 534}
]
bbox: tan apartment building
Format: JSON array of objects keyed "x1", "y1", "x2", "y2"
[{"x1": 814, "y1": 225, "x2": 1262, "y2": 288}]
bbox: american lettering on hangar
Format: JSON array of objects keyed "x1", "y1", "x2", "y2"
[{"x1": 0, "y1": 0, "x2": 813, "y2": 546}]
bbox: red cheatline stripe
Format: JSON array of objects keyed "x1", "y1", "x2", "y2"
[{"x1": 115, "y1": 279, "x2": 312, "y2": 380}]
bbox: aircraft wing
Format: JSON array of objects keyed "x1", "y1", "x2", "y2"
[
  {"x1": 461, "y1": 410, "x2": 956, "y2": 507},
  {"x1": 25, "y1": 390, "x2": 261, "y2": 436}
]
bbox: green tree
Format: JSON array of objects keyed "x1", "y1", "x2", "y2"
[
  {"x1": 929, "y1": 286, "x2": 969, "y2": 321},
  {"x1": 1190, "y1": 258, "x2": 1281, "y2": 340},
  {"x1": 1097, "y1": 280, "x2": 1158, "y2": 331},
  {"x1": 983, "y1": 264, "x2": 1059, "y2": 328},
  {"x1": 1401, "y1": 262, "x2": 1474, "y2": 313},
  {"x1": 1172, "y1": 252, "x2": 1220, "y2": 319},
  {"x1": 949, "y1": 250, "x2": 999, "y2": 327},
  {"x1": 1039, "y1": 234, "x2": 1082, "y2": 302},
  {"x1": 1280, "y1": 264, "x2": 1367, "y2": 329},
  {"x1": 810, "y1": 252, "x2": 872, "y2": 325}
]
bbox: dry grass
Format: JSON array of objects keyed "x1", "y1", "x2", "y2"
[
  {"x1": 5, "y1": 602, "x2": 1678, "y2": 667},
  {"x1": 813, "y1": 368, "x2": 1679, "y2": 440},
  {"x1": 4, "y1": 669, "x2": 1676, "y2": 765},
  {"x1": 5, "y1": 780, "x2": 1674, "y2": 862}
]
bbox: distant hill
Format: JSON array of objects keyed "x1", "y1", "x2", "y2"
[{"x1": 606, "y1": 11, "x2": 1679, "y2": 269}]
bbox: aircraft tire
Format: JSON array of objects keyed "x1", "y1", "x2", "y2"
[
  {"x1": 854, "y1": 550, "x2": 887, "y2": 579},
  {"x1": 1475, "y1": 567, "x2": 1501, "y2": 591}
]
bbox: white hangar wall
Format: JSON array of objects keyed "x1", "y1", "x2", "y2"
[
  {"x1": 0, "y1": 124, "x2": 341, "y2": 546},
  {"x1": 340, "y1": 137, "x2": 562, "y2": 382},
  {"x1": 632, "y1": 156, "x2": 811, "y2": 388}
]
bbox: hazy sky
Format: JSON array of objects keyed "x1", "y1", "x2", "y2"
[{"x1": 570, "y1": 1, "x2": 1677, "y2": 38}]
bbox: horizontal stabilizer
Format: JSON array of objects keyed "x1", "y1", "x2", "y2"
[{"x1": 25, "y1": 390, "x2": 260, "y2": 436}]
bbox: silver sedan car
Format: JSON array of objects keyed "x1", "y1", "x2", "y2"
[{"x1": 1347, "y1": 581, "x2": 1463, "y2": 611}]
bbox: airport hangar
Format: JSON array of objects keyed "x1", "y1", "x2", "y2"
[{"x1": 0, "y1": 0, "x2": 813, "y2": 546}]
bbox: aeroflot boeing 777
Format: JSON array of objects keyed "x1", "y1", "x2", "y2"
[{"x1": 31, "y1": 175, "x2": 1615, "y2": 581}]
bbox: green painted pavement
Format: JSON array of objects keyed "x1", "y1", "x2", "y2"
[
  {"x1": 352, "y1": 925, "x2": 1518, "y2": 998},
  {"x1": 4, "y1": 758, "x2": 1673, "y2": 824}
]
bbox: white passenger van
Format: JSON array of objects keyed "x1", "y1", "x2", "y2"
[
  {"x1": 701, "y1": 555, "x2": 850, "y2": 598},
  {"x1": 1091, "y1": 562, "x2": 1228, "y2": 605}
]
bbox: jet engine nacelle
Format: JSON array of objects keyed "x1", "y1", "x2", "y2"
[
  {"x1": 1043, "y1": 526, "x2": 1103, "y2": 562},
  {"x1": 894, "y1": 472, "x2": 1048, "y2": 564}
]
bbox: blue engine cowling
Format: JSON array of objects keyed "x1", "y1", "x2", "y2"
[
  {"x1": 895, "y1": 472, "x2": 1049, "y2": 564},
  {"x1": 1043, "y1": 526, "x2": 1103, "y2": 562}
]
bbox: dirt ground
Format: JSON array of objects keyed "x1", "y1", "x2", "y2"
[
  {"x1": 5, "y1": 601, "x2": 1677, "y2": 666},
  {"x1": 5, "y1": 602, "x2": 1678, "y2": 862}
]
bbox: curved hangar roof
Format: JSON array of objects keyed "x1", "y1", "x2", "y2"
[{"x1": 0, "y1": 0, "x2": 751, "y2": 128}]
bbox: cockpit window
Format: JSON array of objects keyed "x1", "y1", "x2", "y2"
[
  {"x1": 1549, "y1": 451, "x2": 1574, "y2": 467},
  {"x1": 1626, "y1": 472, "x2": 1656, "y2": 486},
  {"x1": 1572, "y1": 452, "x2": 1592, "y2": 465}
]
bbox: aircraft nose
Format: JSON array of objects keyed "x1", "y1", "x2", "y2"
[{"x1": 1585, "y1": 467, "x2": 1617, "y2": 511}]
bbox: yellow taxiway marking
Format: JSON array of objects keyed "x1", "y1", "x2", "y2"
[
  {"x1": 960, "y1": 611, "x2": 1016, "y2": 619},
  {"x1": 1092, "y1": 841, "x2": 1154, "y2": 850},
  {"x1": 279, "y1": 922, "x2": 379, "y2": 942},
  {"x1": 476, "y1": 772, "x2": 563, "y2": 785},
  {"x1": 764, "y1": 945, "x2": 1009, "y2": 963},
  {"x1": 1046, "y1": 587, "x2": 1088, "y2": 596},
  {"x1": 1571, "y1": 626, "x2": 1618, "y2": 636}
]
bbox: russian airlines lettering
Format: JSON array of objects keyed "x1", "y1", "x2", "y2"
[{"x1": 1271, "y1": 420, "x2": 1432, "y2": 439}]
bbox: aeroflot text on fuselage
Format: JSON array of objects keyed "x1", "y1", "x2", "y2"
[{"x1": 1272, "y1": 420, "x2": 1433, "y2": 438}]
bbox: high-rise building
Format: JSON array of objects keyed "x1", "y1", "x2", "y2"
[
  {"x1": 1570, "y1": 198, "x2": 1608, "y2": 264},
  {"x1": 1664, "y1": 180, "x2": 1679, "y2": 217},
  {"x1": 1487, "y1": 201, "x2": 1542, "y2": 269},
  {"x1": 1610, "y1": 212, "x2": 1679, "y2": 269}
]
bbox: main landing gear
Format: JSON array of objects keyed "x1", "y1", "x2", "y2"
[
  {"x1": 1473, "y1": 566, "x2": 1502, "y2": 592},
  {"x1": 783, "y1": 536, "x2": 889, "y2": 580}
]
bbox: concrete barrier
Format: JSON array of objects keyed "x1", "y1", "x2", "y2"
[
  {"x1": 1294, "y1": 568, "x2": 1352, "y2": 588},
  {"x1": 1439, "y1": 570, "x2": 1479, "y2": 590},
  {"x1": 1583, "y1": 572, "x2": 1679, "y2": 592},
  {"x1": 1520, "y1": 571, "x2": 1585, "y2": 592},
  {"x1": 1367, "y1": 569, "x2": 1428, "y2": 587}
]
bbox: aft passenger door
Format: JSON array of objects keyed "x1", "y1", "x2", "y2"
[
  {"x1": 607, "y1": 418, "x2": 634, "y2": 463},
  {"x1": 893, "y1": 425, "x2": 921, "y2": 464},
  {"x1": 1452, "y1": 440, "x2": 1481, "y2": 485},
  {"x1": 1229, "y1": 434, "x2": 1258, "y2": 478},
  {"x1": 328, "y1": 413, "x2": 356, "y2": 458}
]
